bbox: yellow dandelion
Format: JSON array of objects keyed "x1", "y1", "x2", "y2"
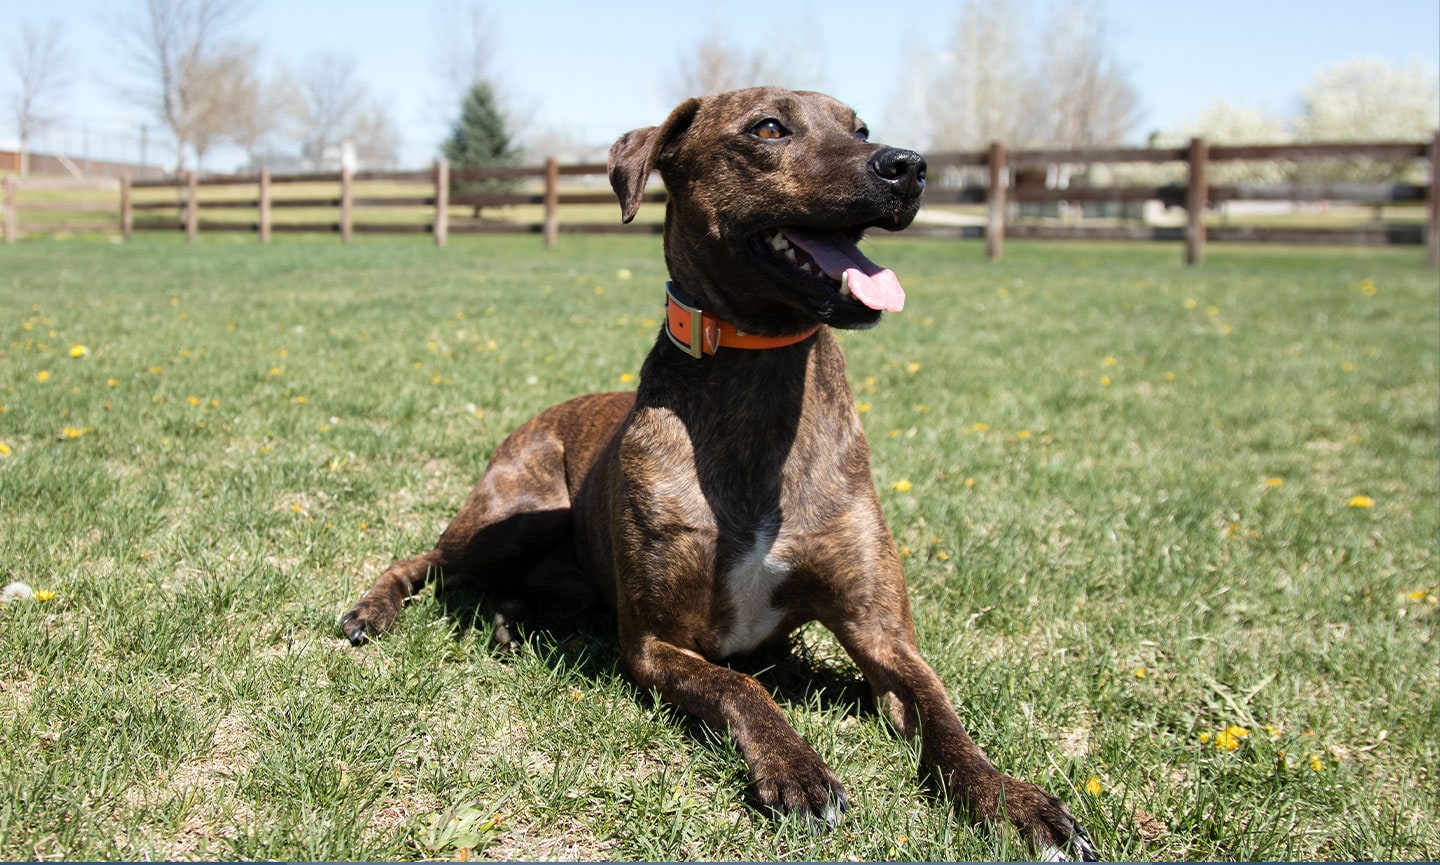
[
  {"x1": 594, "y1": 286, "x2": 605, "y2": 296},
  {"x1": 964, "y1": 477, "x2": 975, "y2": 488},
  {"x1": 907, "y1": 361, "x2": 921, "y2": 373},
  {"x1": 36, "y1": 370, "x2": 51, "y2": 383},
  {"x1": 1265, "y1": 477, "x2": 1285, "y2": 488},
  {"x1": 34, "y1": 590, "x2": 57, "y2": 602},
  {"x1": 1341, "y1": 362, "x2": 1355, "y2": 373},
  {"x1": 857, "y1": 401, "x2": 871, "y2": 413},
  {"x1": 1099, "y1": 376, "x2": 1112, "y2": 387},
  {"x1": 1198, "y1": 731, "x2": 1212, "y2": 744},
  {"x1": 293, "y1": 396, "x2": 309, "y2": 404},
  {"x1": 60, "y1": 426, "x2": 88, "y2": 439},
  {"x1": 290, "y1": 503, "x2": 304, "y2": 513},
  {"x1": 1215, "y1": 725, "x2": 1250, "y2": 751},
  {"x1": 148, "y1": 365, "x2": 163, "y2": 374},
  {"x1": 1347, "y1": 495, "x2": 1375, "y2": 508},
  {"x1": 619, "y1": 372, "x2": 635, "y2": 384},
  {"x1": 69, "y1": 344, "x2": 89, "y2": 358},
  {"x1": 1134, "y1": 667, "x2": 1147, "y2": 678},
  {"x1": 1101, "y1": 356, "x2": 1117, "y2": 367},
  {"x1": 891, "y1": 479, "x2": 913, "y2": 493},
  {"x1": 186, "y1": 396, "x2": 201, "y2": 406},
  {"x1": 1308, "y1": 754, "x2": 1324, "y2": 772},
  {"x1": 1016, "y1": 429, "x2": 1031, "y2": 440},
  {"x1": 1359, "y1": 279, "x2": 1377, "y2": 296},
  {"x1": 1084, "y1": 776, "x2": 1102, "y2": 796},
  {"x1": 1206, "y1": 305, "x2": 1220, "y2": 317},
  {"x1": 107, "y1": 378, "x2": 120, "y2": 388},
  {"x1": 970, "y1": 422, "x2": 989, "y2": 432},
  {"x1": 936, "y1": 551, "x2": 950, "y2": 561},
  {"x1": 0, "y1": 443, "x2": 11, "y2": 457},
  {"x1": 617, "y1": 268, "x2": 633, "y2": 280}
]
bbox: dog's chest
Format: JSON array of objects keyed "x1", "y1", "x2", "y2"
[{"x1": 714, "y1": 523, "x2": 792, "y2": 658}]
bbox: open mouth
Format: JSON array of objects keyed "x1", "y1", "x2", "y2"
[{"x1": 754, "y1": 227, "x2": 906, "y2": 313}]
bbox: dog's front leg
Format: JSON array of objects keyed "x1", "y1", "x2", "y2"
[
  {"x1": 834, "y1": 620, "x2": 1097, "y2": 861},
  {"x1": 626, "y1": 634, "x2": 849, "y2": 826}
]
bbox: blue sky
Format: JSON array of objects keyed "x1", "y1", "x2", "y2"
[{"x1": 4, "y1": 0, "x2": 1438, "y2": 169}]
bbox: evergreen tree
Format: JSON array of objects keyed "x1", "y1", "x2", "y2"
[{"x1": 442, "y1": 81, "x2": 520, "y2": 215}]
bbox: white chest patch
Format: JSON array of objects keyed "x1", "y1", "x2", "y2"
[{"x1": 715, "y1": 527, "x2": 791, "y2": 658}]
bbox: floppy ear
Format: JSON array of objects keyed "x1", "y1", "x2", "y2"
[{"x1": 607, "y1": 98, "x2": 700, "y2": 224}]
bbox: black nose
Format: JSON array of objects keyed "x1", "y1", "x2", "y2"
[{"x1": 869, "y1": 148, "x2": 926, "y2": 193}]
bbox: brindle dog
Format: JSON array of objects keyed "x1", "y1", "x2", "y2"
[{"x1": 341, "y1": 86, "x2": 1097, "y2": 861}]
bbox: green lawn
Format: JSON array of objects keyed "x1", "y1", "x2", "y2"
[{"x1": 1, "y1": 234, "x2": 1436, "y2": 861}]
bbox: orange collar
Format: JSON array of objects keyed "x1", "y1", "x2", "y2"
[{"x1": 664, "y1": 283, "x2": 819, "y2": 358}]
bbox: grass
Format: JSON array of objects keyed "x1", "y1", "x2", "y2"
[{"x1": 0, "y1": 233, "x2": 1436, "y2": 861}]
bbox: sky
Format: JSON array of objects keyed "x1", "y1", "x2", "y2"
[{"x1": 3, "y1": 0, "x2": 1438, "y2": 171}]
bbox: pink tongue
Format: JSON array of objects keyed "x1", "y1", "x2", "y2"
[{"x1": 782, "y1": 228, "x2": 906, "y2": 313}]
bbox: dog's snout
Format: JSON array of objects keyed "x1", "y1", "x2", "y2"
[{"x1": 869, "y1": 148, "x2": 926, "y2": 192}]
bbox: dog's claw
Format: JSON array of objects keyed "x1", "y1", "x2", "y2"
[{"x1": 339, "y1": 612, "x2": 373, "y2": 646}]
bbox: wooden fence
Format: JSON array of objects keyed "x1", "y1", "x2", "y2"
[{"x1": 4, "y1": 135, "x2": 1438, "y2": 268}]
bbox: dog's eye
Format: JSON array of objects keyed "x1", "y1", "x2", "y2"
[
  {"x1": 751, "y1": 119, "x2": 788, "y2": 140},
  {"x1": 854, "y1": 127, "x2": 870, "y2": 141}
]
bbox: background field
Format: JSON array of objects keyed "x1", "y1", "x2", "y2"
[{"x1": 0, "y1": 234, "x2": 1436, "y2": 861}]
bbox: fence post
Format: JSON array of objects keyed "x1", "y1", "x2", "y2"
[
  {"x1": 185, "y1": 171, "x2": 198, "y2": 243},
  {"x1": 434, "y1": 158, "x2": 449, "y2": 248},
  {"x1": 1185, "y1": 137, "x2": 1208, "y2": 266},
  {"x1": 340, "y1": 166, "x2": 353, "y2": 244},
  {"x1": 543, "y1": 156, "x2": 560, "y2": 249},
  {"x1": 986, "y1": 141, "x2": 1006, "y2": 261},
  {"x1": 1427, "y1": 130, "x2": 1439, "y2": 270},
  {"x1": 3, "y1": 175, "x2": 16, "y2": 243},
  {"x1": 120, "y1": 176, "x2": 133, "y2": 242},
  {"x1": 259, "y1": 168, "x2": 271, "y2": 244}
]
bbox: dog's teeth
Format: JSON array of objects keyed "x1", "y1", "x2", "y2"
[
  {"x1": 768, "y1": 232, "x2": 790, "y2": 252},
  {"x1": 785, "y1": 249, "x2": 798, "y2": 263},
  {"x1": 839, "y1": 270, "x2": 851, "y2": 297},
  {"x1": 799, "y1": 262, "x2": 814, "y2": 275}
]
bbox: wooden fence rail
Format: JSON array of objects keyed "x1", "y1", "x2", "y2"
[{"x1": 4, "y1": 135, "x2": 1437, "y2": 267}]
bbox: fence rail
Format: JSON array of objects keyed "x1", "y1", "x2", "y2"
[{"x1": 4, "y1": 135, "x2": 1438, "y2": 267}]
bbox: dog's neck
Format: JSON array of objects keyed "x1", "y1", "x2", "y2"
[{"x1": 664, "y1": 282, "x2": 819, "y2": 358}]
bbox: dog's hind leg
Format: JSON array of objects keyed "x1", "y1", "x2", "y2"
[{"x1": 340, "y1": 419, "x2": 576, "y2": 646}]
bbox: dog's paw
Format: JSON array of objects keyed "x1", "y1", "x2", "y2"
[
  {"x1": 339, "y1": 599, "x2": 394, "y2": 646},
  {"x1": 1008, "y1": 784, "x2": 1099, "y2": 862},
  {"x1": 752, "y1": 749, "x2": 849, "y2": 831},
  {"x1": 1034, "y1": 812, "x2": 1098, "y2": 862}
]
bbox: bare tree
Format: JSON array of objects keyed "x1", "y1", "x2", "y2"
[
  {"x1": 924, "y1": 0, "x2": 1139, "y2": 151},
  {"x1": 114, "y1": 0, "x2": 251, "y2": 173},
  {"x1": 927, "y1": 0, "x2": 1036, "y2": 151},
  {"x1": 1032, "y1": 0, "x2": 1141, "y2": 148},
  {"x1": 7, "y1": 18, "x2": 71, "y2": 176},
  {"x1": 431, "y1": 0, "x2": 496, "y2": 111},
  {"x1": 289, "y1": 51, "x2": 366, "y2": 169},
  {"x1": 349, "y1": 99, "x2": 402, "y2": 170},
  {"x1": 667, "y1": 20, "x2": 826, "y2": 103},
  {"x1": 187, "y1": 43, "x2": 273, "y2": 171}
]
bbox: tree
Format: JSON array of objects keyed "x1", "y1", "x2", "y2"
[
  {"x1": 7, "y1": 18, "x2": 71, "y2": 176},
  {"x1": 1170, "y1": 100, "x2": 1292, "y2": 185},
  {"x1": 288, "y1": 51, "x2": 366, "y2": 169},
  {"x1": 1031, "y1": 0, "x2": 1141, "y2": 148},
  {"x1": 431, "y1": 0, "x2": 496, "y2": 115},
  {"x1": 925, "y1": 0, "x2": 1139, "y2": 151},
  {"x1": 927, "y1": 0, "x2": 1037, "y2": 151},
  {"x1": 667, "y1": 23, "x2": 825, "y2": 103},
  {"x1": 1296, "y1": 58, "x2": 1439, "y2": 143},
  {"x1": 1293, "y1": 58, "x2": 1439, "y2": 182},
  {"x1": 349, "y1": 99, "x2": 402, "y2": 171},
  {"x1": 442, "y1": 80, "x2": 520, "y2": 214},
  {"x1": 114, "y1": 0, "x2": 250, "y2": 173}
]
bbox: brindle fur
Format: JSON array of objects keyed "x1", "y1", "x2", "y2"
[{"x1": 341, "y1": 86, "x2": 1096, "y2": 860}]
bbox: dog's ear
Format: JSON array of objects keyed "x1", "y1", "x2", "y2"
[{"x1": 608, "y1": 98, "x2": 700, "y2": 224}]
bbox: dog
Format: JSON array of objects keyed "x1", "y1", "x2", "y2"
[{"x1": 341, "y1": 86, "x2": 1096, "y2": 861}]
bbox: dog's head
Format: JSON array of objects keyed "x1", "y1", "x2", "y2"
[{"x1": 609, "y1": 87, "x2": 926, "y2": 335}]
